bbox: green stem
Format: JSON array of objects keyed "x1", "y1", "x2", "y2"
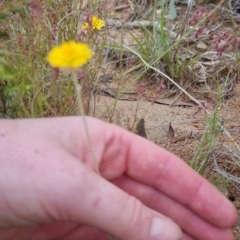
[{"x1": 72, "y1": 72, "x2": 100, "y2": 175}]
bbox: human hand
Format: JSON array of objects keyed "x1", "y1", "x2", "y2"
[{"x1": 0, "y1": 117, "x2": 237, "y2": 240}]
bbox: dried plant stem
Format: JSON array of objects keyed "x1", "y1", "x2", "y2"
[{"x1": 72, "y1": 72, "x2": 100, "y2": 175}]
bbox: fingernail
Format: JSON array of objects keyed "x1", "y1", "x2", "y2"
[{"x1": 150, "y1": 217, "x2": 182, "y2": 240}]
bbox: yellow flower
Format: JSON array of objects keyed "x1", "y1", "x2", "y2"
[
  {"x1": 46, "y1": 41, "x2": 92, "y2": 70},
  {"x1": 81, "y1": 22, "x2": 89, "y2": 30},
  {"x1": 81, "y1": 16, "x2": 105, "y2": 31}
]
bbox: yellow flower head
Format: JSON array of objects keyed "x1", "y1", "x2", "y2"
[
  {"x1": 46, "y1": 41, "x2": 92, "y2": 70},
  {"x1": 82, "y1": 16, "x2": 105, "y2": 31}
]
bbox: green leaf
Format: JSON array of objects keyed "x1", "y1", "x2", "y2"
[
  {"x1": 0, "y1": 51, "x2": 13, "y2": 81},
  {"x1": 157, "y1": 0, "x2": 164, "y2": 7},
  {"x1": 168, "y1": 0, "x2": 177, "y2": 20}
]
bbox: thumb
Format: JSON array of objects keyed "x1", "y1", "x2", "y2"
[{"x1": 56, "y1": 163, "x2": 182, "y2": 240}]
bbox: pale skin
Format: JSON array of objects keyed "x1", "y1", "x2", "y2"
[{"x1": 0, "y1": 117, "x2": 237, "y2": 240}]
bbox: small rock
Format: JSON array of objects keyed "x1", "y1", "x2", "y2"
[{"x1": 196, "y1": 42, "x2": 208, "y2": 50}]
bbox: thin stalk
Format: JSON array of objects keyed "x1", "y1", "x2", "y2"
[{"x1": 72, "y1": 72, "x2": 100, "y2": 175}]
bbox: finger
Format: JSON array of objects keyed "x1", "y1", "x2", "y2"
[
  {"x1": 58, "y1": 225, "x2": 110, "y2": 240},
  {"x1": 62, "y1": 226, "x2": 192, "y2": 240},
  {"x1": 53, "y1": 161, "x2": 182, "y2": 240},
  {"x1": 181, "y1": 234, "x2": 195, "y2": 240},
  {"x1": 0, "y1": 224, "x2": 193, "y2": 240},
  {"x1": 54, "y1": 225, "x2": 196, "y2": 240},
  {"x1": 95, "y1": 121, "x2": 237, "y2": 228},
  {"x1": 113, "y1": 175, "x2": 234, "y2": 240},
  {"x1": 0, "y1": 222, "x2": 78, "y2": 240},
  {"x1": 0, "y1": 223, "x2": 109, "y2": 240}
]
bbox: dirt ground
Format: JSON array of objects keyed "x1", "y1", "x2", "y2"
[
  {"x1": 94, "y1": 82, "x2": 240, "y2": 239},
  {"x1": 94, "y1": 75, "x2": 240, "y2": 240},
  {"x1": 80, "y1": 0, "x2": 240, "y2": 238}
]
